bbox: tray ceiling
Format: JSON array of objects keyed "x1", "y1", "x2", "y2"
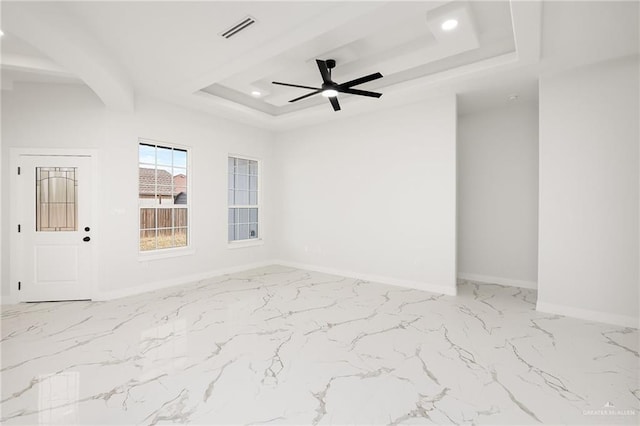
[{"x1": 200, "y1": 1, "x2": 515, "y2": 116}]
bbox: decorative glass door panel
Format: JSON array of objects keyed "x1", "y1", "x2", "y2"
[{"x1": 36, "y1": 167, "x2": 78, "y2": 232}]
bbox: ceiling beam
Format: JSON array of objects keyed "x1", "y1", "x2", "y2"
[
  {"x1": 1, "y1": 53, "x2": 73, "y2": 76},
  {"x1": 2, "y1": 2, "x2": 134, "y2": 112}
]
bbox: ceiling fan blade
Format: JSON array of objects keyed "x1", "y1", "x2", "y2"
[
  {"x1": 338, "y1": 87, "x2": 382, "y2": 98},
  {"x1": 289, "y1": 89, "x2": 322, "y2": 103},
  {"x1": 339, "y1": 72, "x2": 383, "y2": 88},
  {"x1": 316, "y1": 59, "x2": 331, "y2": 83},
  {"x1": 272, "y1": 81, "x2": 321, "y2": 91},
  {"x1": 329, "y1": 96, "x2": 341, "y2": 111}
]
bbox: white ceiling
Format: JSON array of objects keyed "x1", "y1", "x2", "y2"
[
  {"x1": 1, "y1": 1, "x2": 638, "y2": 129},
  {"x1": 0, "y1": 32, "x2": 82, "y2": 90},
  {"x1": 64, "y1": 1, "x2": 341, "y2": 96},
  {"x1": 541, "y1": 0, "x2": 640, "y2": 72},
  {"x1": 2, "y1": 32, "x2": 47, "y2": 57}
]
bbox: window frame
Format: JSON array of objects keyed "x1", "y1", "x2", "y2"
[
  {"x1": 227, "y1": 154, "x2": 263, "y2": 248},
  {"x1": 138, "y1": 138, "x2": 193, "y2": 260}
]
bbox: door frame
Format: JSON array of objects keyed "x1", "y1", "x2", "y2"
[{"x1": 9, "y1": 148, "x2": 99, "y2": 303}]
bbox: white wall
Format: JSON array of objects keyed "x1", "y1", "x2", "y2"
[
  {"x1": 1, "y1": 83, "x2": 276, "y2": 301},
  {"x1": 538, "y1": 56, "x2": 639, "y2": 327},
  {"x1": 274, "y1": 96, "x2": 458, "y2": 295},
  {"x1": 457, "y1": 103, "x2": 539, "y2": 288}
]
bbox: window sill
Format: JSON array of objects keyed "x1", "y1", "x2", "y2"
[
  {"x1": 227, "y1": 239, "x2": 264, "y2": 249},
  {"x1": 138, "y1": 247, "x2": 195, "y2": 262}
]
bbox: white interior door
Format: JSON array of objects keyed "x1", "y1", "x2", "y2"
[{"x1": 16, "y1": 155, "x2": 94, "y2": 302}]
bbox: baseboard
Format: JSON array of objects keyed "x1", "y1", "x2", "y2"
[
  {"x1": 457, "y1": 272, "x2": 537, "y2": 290},
  {"x1": 8, "y1": 260, "x2": 457, "y2": 303},
  {"x1": 536, "y1": 300, "x2": 639, "y2": 329},
  {"x1": 95, "y1": 260, "x2": 278, "y2": 301},
  {"x1": 273, "y1": 259, "x2": 457, "y2": 296}
]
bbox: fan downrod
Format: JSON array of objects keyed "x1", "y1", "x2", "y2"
[{"x1": 326, "y1": 59, "x2": 336, "y2": 70}]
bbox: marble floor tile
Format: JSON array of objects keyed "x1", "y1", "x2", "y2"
[{"x1": 1, "y1": 265, "x2": 638, "y2": 425}]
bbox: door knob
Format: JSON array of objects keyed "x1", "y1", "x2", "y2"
[{"x1": 83, "y1": 236, "x2": 91, "y2": 242}]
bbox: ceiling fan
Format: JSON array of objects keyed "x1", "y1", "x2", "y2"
[{"x1": 272, "y1": 59, "x2": 383, "y2": 111}]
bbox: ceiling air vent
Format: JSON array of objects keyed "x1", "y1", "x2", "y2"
[{"x1": 220, "y1": 16, "x2": 256, "y2": 39}]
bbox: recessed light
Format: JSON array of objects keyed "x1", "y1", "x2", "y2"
[
  {"x1": 441, "y1": 19, "x2": 458, "y2": 31},
  {"x1": 321, "y1": 89, "x2": 338, "y2": 98},
  {"x1": 251, "y1": 90, "x2": 261, "y2": 97},
  {"x1": 0, "y1": 30, "x2": 4, "y2": 37}
]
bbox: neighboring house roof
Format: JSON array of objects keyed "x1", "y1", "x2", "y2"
[{"x1": 139, "y1": 168, "x2": 173, "y2": 196}]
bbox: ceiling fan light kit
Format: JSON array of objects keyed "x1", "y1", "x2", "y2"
[
  {"x1": 272, "y1": 59, "x2": 383, "y2": 112},
  {"x1": 321, "y1": 89, "x2": 338, "y2": 98}
]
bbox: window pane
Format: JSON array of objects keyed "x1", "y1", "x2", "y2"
[
  {"x1": 157, "y1": 228, "x2": 173, "y2": 248},
  {"x1": 174, "y1": 192, "x2": 187, "y2": 205},
  {"x1": 175, "y1": 208, "x2": 188, "y2": 227},
  {"x1": 139, "y1": 144, "x2": 156, "y2": 164},
  {"x1": 228, "y1": 225, "x2": 235, "y2": 241},
  {"x1": 236, "y1": 158, "x2": 248, "y2": 174},
  {"x1": 238, "y1": 208, "x2": 249, "y2": 224},
  {"x1": 238, "y1": 224, "x2": 249, "y2": 240},
  {"x1": 249, "y1": 160, "x2": 258, "y2": 175},
  {"x1": 249, "y1": 208, "x2": 258, "y2": 223},
  {"x1": 49, "y1": 204, "x2": 65, "y2": 228},
  {"x1": 249, "y1": 223, "x2": 258, "y2": 239},
  {"x1": 228, "y1": 173, "x2": 235, "y2": 190},
  {"x1": 173, "y1": 168, "x2": 187, "y2": 204},
  {"x1": 236, "y1": 174, "x2": 249, "y2": 191},
  {"x1": 249, "y1": 176, "x2": 258, "y2": 191},
  {"x1": 157, "y1": 208, "x2": 172, "y2": 228},
  {"x1": 235, "y1": 190, "x2": 249, "y2": 205},
  {"x1": 228, "y1": 157, "x2": 235, "y2": 171},
  {"x1": 156, "y1": 169, "x2": 173, "y2": 190},
  {"x1": 173, "y1": 169, "x2": 187, "y2": 195},
  {"x1": 48, "y1": 171, "x2": 66, "y2": 202},
  {"x1": 66, "y1": 173, "x2": 76, "y2": 202},
  {"x1": 249, "y1": 191, "x2": 258, "y2": 205},
  {"x1": 173, "y1": 149, "x2": 187, "y2": 168},
  {"x1": 228, "y1": 208, "x2": 235, "y2": 225},
  {"x1": 175, "y1": 227, "x2": 187, "y2": 247},
  {"x1": 156, "y1": 188, "x2": 173, "y2": 205},
  {"x1": 156, "y1": 146, "x2": 173, "y2": 166},
  {"x1": 140, "y1": 229, "x2": 157, "y2": 251},
  {"x1": 140, "y1": 208, "x2": 156, "y2": 229},
  {"x1": 139, "y1": 166, "x2": 156, "y2": 198},
  {"x1": 228, "y1": 190, "x2": 234, "y2": 205}
]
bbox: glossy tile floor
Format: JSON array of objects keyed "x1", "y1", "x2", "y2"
[{"x1": 1, "y1": 265, "x2": 638, "y2": 425}]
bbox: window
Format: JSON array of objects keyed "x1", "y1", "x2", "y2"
[
  {"x1": 139, "y1": 140, "x2": 189, "y2": 252},
  {"x1": 228, "y1": 156, "x2": 259, "y2": 242}
]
